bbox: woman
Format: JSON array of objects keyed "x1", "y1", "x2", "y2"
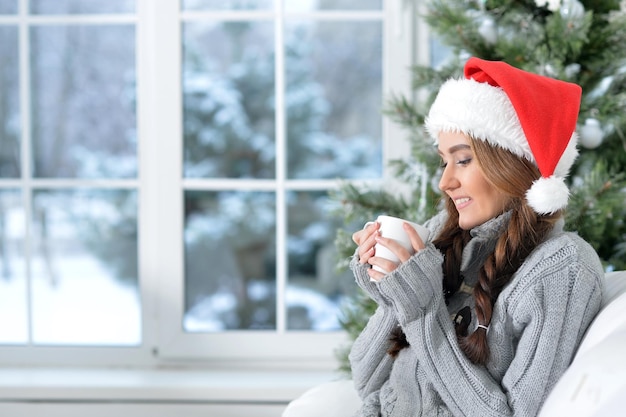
[{"x1": 350, "y1": 57, "x2": 604, "y2": 416}]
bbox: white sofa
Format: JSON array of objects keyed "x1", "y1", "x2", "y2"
[{"x1": 283, "y1": 270, "x2": 626, "y2": 417}]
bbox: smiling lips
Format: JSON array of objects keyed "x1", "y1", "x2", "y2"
[{"x1": 454, "y1": 197, "x2": 471, "y2": 209}]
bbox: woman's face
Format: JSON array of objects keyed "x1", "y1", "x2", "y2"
[{"x1": 438, "y1": 131, "x2": 511, "y2": 230}]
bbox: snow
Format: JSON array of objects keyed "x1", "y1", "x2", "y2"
[
  {"x1": 0, "y1": 254, "x2": 141, "y2": 346},
  {"x1": 183, "y1": 281, "x2": 343, "y2": 332},
  {"x1": 1, "y1": 252, "x2": 344, "y2": 343},
  {"x1": 0, "y1": 275, "x2": 28, "y2": 344}
]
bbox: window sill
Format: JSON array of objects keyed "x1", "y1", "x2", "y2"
[{"x1": 0, "y1": 366, "x2": 337, "y2": 404}]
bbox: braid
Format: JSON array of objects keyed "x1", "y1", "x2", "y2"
[
  {"x1": 458, "y1": 204, "x2": 558, "y2": 364},
  {"x1": 456, "y1": 137, "x2": 562, "y2": 365}
]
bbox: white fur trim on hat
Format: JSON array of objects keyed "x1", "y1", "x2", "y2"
[
  {"x1": 526, "y1": 175, "x2": 570, "y2": 214},
  {"x1": 554, "y1": 132, "x2": 579, "y2": 178},
  {"x1": 425, "y1": 78, "x2": 534, "y2": 163},
  {"x1": 426, "y1": 77, "x2": 579, "y2": 214}
]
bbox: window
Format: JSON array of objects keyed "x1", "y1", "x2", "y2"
[
  {"x1": 0, "y1": 0, "x2": 418, "y2": 367},
  {"x1": 0, "y1": 0, "x2": 142, "y2": 365}
]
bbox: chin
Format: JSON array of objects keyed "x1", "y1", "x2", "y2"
[
  {"x1": 458, "y1": 222, "x2": 474, "y2": 230},
  {"x1": 457, "y1": 215, "x2": 487, "y2": 230}
]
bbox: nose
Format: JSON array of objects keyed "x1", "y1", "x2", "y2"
[{"x1": 438, "y1": 165, "x2": 458, "y2": 193}]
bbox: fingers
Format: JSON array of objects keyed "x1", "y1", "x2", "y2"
[
  {"x1": 354, "y1": 220, "x2": 427, "y2": 278},
  {"x1": 373, "y1": 234, "x2": 412, "y2": 264},
  {"x1": 368, "y1": 223, "x2": 425, "y2": 273},
  {"x1": 403, "y1": 222, "x2": 426, "y2": 253},
  {"x1": 352, "y1": 221, "x2": 377, "y2": 245},
  {"x1": 353, "y1": 221, "x2": 380, "y2": 265},
  {"x1": 366, "y1": 256, "x2": 398, "y2": 280},
  {"x1": 367, "y1": 267, "x2": 386, "y2": 282}
]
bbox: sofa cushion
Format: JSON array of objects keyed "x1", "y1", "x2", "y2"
[
  {"x1": 281, "y1": 379, "x2": 361, "y2": 417},
  {"x1": 538, "y1": 328, "x2": 626, "y2": 416}
]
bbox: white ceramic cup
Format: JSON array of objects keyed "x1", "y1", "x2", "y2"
[{"x1": 372, "y1": 215, "x2": 430, "y2": 273}]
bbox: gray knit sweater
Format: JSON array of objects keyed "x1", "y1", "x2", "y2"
[{"x1": 349, "y1": 212, "x2": 604, "y2": 417}]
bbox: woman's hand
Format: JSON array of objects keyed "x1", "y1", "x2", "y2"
[
  {"x1": 352, "y1": 221, "x2": 379, "y2": 266},
  {"x1": 353, "y1": 221, "x2": 426, "y2": 281}
]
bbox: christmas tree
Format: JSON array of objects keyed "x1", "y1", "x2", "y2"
[{"x1": 333, "y1": 0, "x2": 626, "y2": 374}]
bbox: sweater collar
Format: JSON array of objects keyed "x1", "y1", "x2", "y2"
[{"x1": 460, "y1": 211, "x2": 512, "y2": 277}]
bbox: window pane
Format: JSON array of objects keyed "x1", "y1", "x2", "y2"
[
  {"x1": 0, "y1": 0, "x2": 16, "y2": 14},
  {"x1": 182, "y1": 0, "x2": 272, "y2": 11},
  {"x1": 286, "y1": 191, "x2": 355, "y2": 330},
  {"x1": 286, "y1": 0, "x2": 381, "y2": 12},
  {"x1": 286, "y1": 20, "x2": 382, "y2": 179},
  {"x1": 30, "y1": 0, "x2": 134, "y2": 14},
  {"x1": 431, "y1": 35, "x2": 452, "y2": 69},
  {"x1": 184, "y1": 191, "x2": 276, "y2": 331},
  {"x1": 0, "y1": 26, "x2": 20, "y2": 178},
  {"x1": 31, "y1": 190, "x2": 140, "y2": 345},
  {"x1": 0, "y1": 190, "x2": 27, "y2": 344},
  {"x1": 30, "y1": 25, "x2": 136, "y2": 179},
  {"x1": 182, "y1": 21, "x2": 275, "y2": 179}
]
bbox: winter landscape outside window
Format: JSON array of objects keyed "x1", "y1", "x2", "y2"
[
  {"x1": 180, "y1": 0, "x2": 382, "y2": 334},
  {"x1": 0, "y1": 0, "x2": 139, "y2": 347},
  {"x1": 0, "y1": 0, "x2": 416, "y2": 366}
]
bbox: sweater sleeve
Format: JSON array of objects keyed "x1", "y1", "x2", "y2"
[
  {"x1": 348, "y1": 252, "x2": 397, "y2": 399},
  {"x1": 376, "y1": 235, "x2": 604, "y2": 417},
  {"x1": 349, "y1": 250, "x2": 392, "y2": 307},
  {"x1": 348, "y1": 304, "x2": 397, "y2": 400}
]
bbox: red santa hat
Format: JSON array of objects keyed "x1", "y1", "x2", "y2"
[{"x1": 425, "y1": 57, "x2": 582, "y2": 215}]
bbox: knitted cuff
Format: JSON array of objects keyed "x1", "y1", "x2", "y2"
[
  {"x1": 377, "y1": 245, "x2": 444, "y2": 324},
  {"x1": 350, "y1": 251, "x2": 392, "y2": 306}
]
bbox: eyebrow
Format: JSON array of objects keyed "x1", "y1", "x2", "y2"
[{"x1": 437, "y1": 144, "x2": 471, "y2": 156}]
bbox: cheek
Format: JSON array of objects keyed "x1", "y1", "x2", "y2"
[
  {"x1": 471, "y1": 172, "x2": 506, "y2": 214},
  {"x1": 482, "y1": 185, "x2": 509, "y2": 215}
]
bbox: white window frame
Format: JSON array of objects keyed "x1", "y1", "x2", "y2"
[{"x1": 0, "y1": 0, "x2": 425, "y2": 369}]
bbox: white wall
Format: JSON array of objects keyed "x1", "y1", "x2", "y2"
[
  {"x1": 0, "y1": 403, "x2": 287, "y2": 417},
  {"x1": 0, "y1": 367, "x2": 338, "y2": 417}
]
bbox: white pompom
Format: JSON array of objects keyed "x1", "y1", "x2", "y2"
[{"x1": 526, "y1": 176, "x2": 570, "y2": 214}]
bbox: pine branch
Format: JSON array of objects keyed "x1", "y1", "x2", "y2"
[{"x1": 566, "y1": 161, "x2": 626, "y2": 270}]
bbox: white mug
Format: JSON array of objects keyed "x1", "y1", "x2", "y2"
[{"x1": 372, "y1": 215, "x2": 430, "y2": 273}]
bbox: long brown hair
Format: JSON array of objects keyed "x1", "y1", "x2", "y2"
[{"x1": 388, "y1": 137, "x2": 562, "y2": 365}]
